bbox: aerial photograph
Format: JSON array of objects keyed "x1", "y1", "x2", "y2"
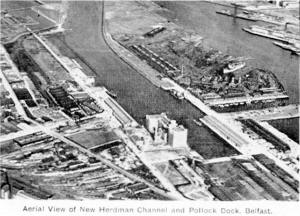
[{"x1": 0, "y1": 0, "x2": 299, "y2": 203}]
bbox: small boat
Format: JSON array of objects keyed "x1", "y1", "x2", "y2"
[
  {"x1": 216, "y1": 9, "x2": 232, "y2": 16},
  {"x1": 193, "y1": 119, "x2": 202, "y2": 126},
  {"x1": 170, "y1": 90, "x2": 184, "y2": 100},
  {"x1": 223, "y1": 62, "x2": 246, "y2": 73},
  {"x1": 216, "y1": 9, "x2": 258, "y2": 22},
  {"x1": 107, "y1": 90, "x2": 117, "y2": 98},
  {"x1": 273, "y1": 41, "x2": 300, "y2": 56}
]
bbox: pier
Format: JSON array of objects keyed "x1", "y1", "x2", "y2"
[
  {"x1": 104, "y1": 96, "x2": 136, "y2": 127},
  {"x1": 205, "y1": 93, "x2": 289, "y2": 107},
  {"x1": 200, "y1": 115, "x2": 248, "y2": 153},
  {"x1": 222, "y1": 104, "x2": 299, "y2": 121}
]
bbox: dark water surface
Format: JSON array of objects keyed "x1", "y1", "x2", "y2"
[
  {"x1": 156, "y1": 1, "x2": 299, "y2": 143},
  {"x1": 268, "y1": 118, "x2": 299, "y2": 143},
  {"x1": 58, "y1": 1, "x2": 239, "y2": 159},
  {"x1": 4, "y1": 1, "x2": 297, "y2": 157},
  {"x1": 156, "y1": 1, "x2": 299, "y2": 103},
  {"x1": 1, "y1": 1, "x2": 38, "y2": 10}
]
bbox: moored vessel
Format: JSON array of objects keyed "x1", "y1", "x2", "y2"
[
  {"x1": 107, "y1": 90, "x2": 117, "y2": 98},
  {"x1": 170, "y1": 89, "x2": 184, "y2": 100},
  {"x1": 223, "y1": 62, "x2": 246, "y2": 74},
  {"x1": 243, "y1": 25, "x2": 300, "y2": 42},
  {"x1": 273, "y1": 41, "x2": 300, "y2": 56},
  {"x1": 216, "y1": 9, "x2": 258, "y2": 22}
]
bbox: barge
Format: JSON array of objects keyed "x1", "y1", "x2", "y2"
[
  {"x1": 216, "y1": 9, "x2": 258, "y2": 22},
  {"x1": 273, "y1": 41, "x2": 300, "y2": 56},
  {"x1": 243, "y1": 25, "x2": 300, "y2": 42}
]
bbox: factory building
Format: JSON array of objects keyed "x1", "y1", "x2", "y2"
[
  {"x1": 168, "y1": 125, "x2": 188, "y2": 148},
  {"x1": 146, "y1": 114, "x2": 161, "y2": 134},
  {"x1": 146, "y1": 113, "x2": 188, "y2": 148}
]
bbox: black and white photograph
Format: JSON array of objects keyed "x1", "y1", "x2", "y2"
[{"x1": 0, "y1": 0, "x2": 299, "y2": 215}]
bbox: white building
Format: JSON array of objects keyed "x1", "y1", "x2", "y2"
[
  {"x1": 146, "y1": 114, "x2": 161, "y2": 134},
  {"x1": 168, "y1": 125, "x2": 188, "y2": 148},
  {"x1": 146, "y1": 113, "x2": 188, "y2": 148}
]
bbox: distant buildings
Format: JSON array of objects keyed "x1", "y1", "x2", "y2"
[{"x1": 146, "y1": 113, "x2": 188, "y2": 148}]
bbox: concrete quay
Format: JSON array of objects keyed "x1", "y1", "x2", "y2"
[
  {"x1": 104, "y1": 96, "x2": 136, "y2": 127},
  {"x1": 222, "y1": 104, "x2": 299, "y2": 121},
  {"x1": 27, "y1": 29, "x2": 184, "y2": 200},
  {"x1": 104, "y1": 0, "x2": 299, "y2": 183},
  {"x1": 103, "y1": 13, "x2": 217, "y2": 117},
  {"x1": 103, "y1": 32, "x2": 162, "y2": 88},
  {"x1": 102, "y1": 5, "x2": 300, "y2": 182},
  {"x1": 201, "y1": 155, "x2": 252, "y2": 164},
  {"x1": 205, "y1": 93, "x2": 289, "y2": 107}
]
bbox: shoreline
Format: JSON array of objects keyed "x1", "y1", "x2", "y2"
[
  {"x1": 105, "y1": 1, "x2": 289, "y2": 111},
  {"x1": 1, "y1": 0, "x2": 299, "y2": 201},
  {"x1": 102, "y1": 1, "x2": 299, "y2": 178}
]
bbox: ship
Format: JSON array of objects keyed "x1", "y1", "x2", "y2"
[
  {"x1": 223, "y1": 62, "x2": 246, "y2": 74},
  {"x1": 243, "y1": 25, "x2": 300, "y2": 42},
  {"x1": 216, "y1": 9, "x2": 258, "y2": 22},
  {"x1": 242, "y1": 10, "x2": 285, "y2": 26},
  {"x1": 273, "y1": 41, "x2": 300, "y2": 56}
]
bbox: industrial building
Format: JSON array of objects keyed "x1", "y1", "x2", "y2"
[
  {"x1": 146, "y1": 113, "x2": 188, "y2": 148},
  {"x1": 168, "y1": 125, "x2": 188, "y2": 148}
]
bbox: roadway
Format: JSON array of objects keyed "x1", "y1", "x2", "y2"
[{"x1": 200, "y1": 115, "x2": 248, "y2": 153}]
